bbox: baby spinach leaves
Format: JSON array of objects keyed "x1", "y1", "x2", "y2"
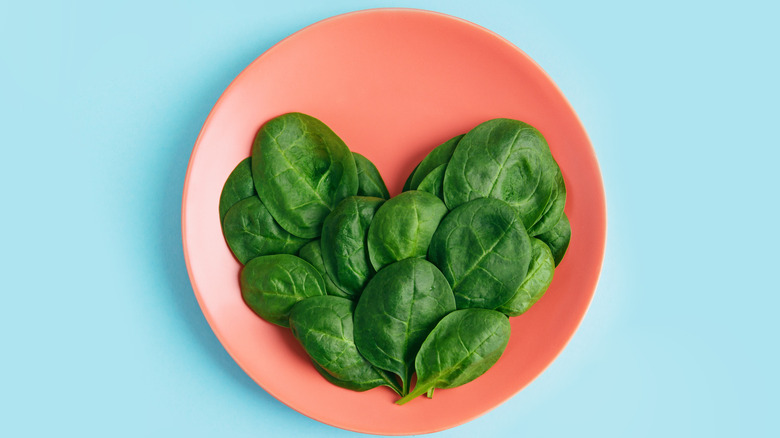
[
  {"x1": 240, "y1": 254, "x2": 325, "y2": 327},
  {"x1": 298, "y1": 240, "x2": 349, "y2": 299},
  {"x1": 252, "y1": 113, "x2": 358, "y2": 239},
  {"x1": 403, "y1": 135, "x2": 462, "y2": 201},
  {"x1": 222, "y1": 196, "x2": 309, "y2": 264},
  {"x1": 354, "y1": 152, "x2": 390, "y2": 199},
  {"x1": 402, "y1": 162, "x2": 420, "y2": 192},
  {"x1": 527, "y1": 167, "x2": 566, "y2": 236},
  {"x1": 320, "y1": 196, "x2": 385, "y2": 299},
  {"x1": 442, "y1": 118, "x2": 562, "y2": 233},
  {"x1": 397, "y1": 309, "x2": 511, "y2": 405},
  {"x1": 353, "y1": 258, "x2": 456, "y2": 394},
  {"x1": 221, "y1": 114, "x2": 573, "y2": 403},
  {"x1": 289, "y1": 296, "x2": 402, "y2": 394},
  {"x1": 367, "y1": 191, "x2": 448, "y2": 272},
  {"x1": 219, "y1": 157, "x2": 256, "y2": 223},
  {"x1": 415, "y1": 164, "x2": 446, "y2": 200},
  {"x1": 537, "y1": 213, "x2": 571, "y2": 266},
  {"x1": 497, "y1": 238, "x2": 555, "y2": 316},
  {"x1": 408, "y1": 134, "x2": 462, "y2": 190},
  {"x1": 428, "y1": 198, "x2": 532, "y2": 310}
]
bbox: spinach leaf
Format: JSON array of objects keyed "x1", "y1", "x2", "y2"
[
  {"x1": 367, "y1": 190, "x2": 448, "y2": 272},
  {"x1": 396, "y1": 309, "x2": 511, "y2": 405},
  {"x1": 240, "y1": 254, "x2": 325, "y2": 327},
  {"x1": 289, "y1": 296, "x2": 402, "y2": 394},
  {"x1": 496, "y1": 238, "x2": 555, "y2": 316},
  {"x1": 321, "y1": 196, "x2": 385, "y2": 299},
  {"x1": 442, "y1": 118, "x2": 561, "y2": 232},
  {"x1": 353, "y1": 152, "x2": 390, "y2": 199},
  {"x1": 298, "y1": 240, "x2": 349, "y2": 299},
  {"x1": 408, "y1": 134, "x2": 463, "y2": 189},
  {"x1": 353, "y1": 258, "x2": 456, "y2": 394},
  {"x1": 428, "y1": 197, "x2": 532, "y2": 309},
  {"x1": 310, "y1": 361, "x2": 400, "y2": 394},
  {"x1": 415, "y1": 163, "x2": 446, "y2": 200},
  {"x1": 527, "y1": 167, "x2": 566, "y2": 236},
  {"x1": 252, "y1": 112, "x2": 358, "y2": 239},
  {"x1": 219, "y1": 157, "x2": 256, "y2": 223},
  {"x1": 222, "y1": 196, "x2": 309, "y2": 264},
  {"x1": 536, "y1": 212, "x2": 571, "y2": 266},
  {"x1": 402, "y1": 162, "x2": 421, "y2": 192}
]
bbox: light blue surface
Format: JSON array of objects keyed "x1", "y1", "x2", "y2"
[{"x1": 2, "y1": 0, "x2": 778, "y2": 436}]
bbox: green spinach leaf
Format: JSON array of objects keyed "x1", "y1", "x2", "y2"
[
  {"x1": 415, "y1": 163, "x2": 446, "y2": 200},
  {"x1": 408, "y1": 134, "x2": 463, "y2": 189},
  {"x1": 310, "y1": 361, "x2": 399, "y2": 394},
  {"x1": 298, "y1": 240, "x2": 349, "y2": 299},
  {"x1": 526, "y1": 166, "x2": 566, "y2": 236},
  {"x1": 442, "y1": 118, "x2": 561, "y2": 232},
  {"x1": 353, "y1": 152, "x2": 390, "y2": 199},
  {"x1": 496, "y1": 238, "x2": 555, "y2": 316},
  {"x1": 252, "y1": 112, "x2": 358, "y2": 238},
  {"x1": 367, "y1": 190, "x2": 448, "y2": 272},
  {"x1": 222, "y1": 196, "x2": 309, "y2": 264},
  {"x1": 402, "y1": 162, "x2": 421, "y2": 192},
  {"x1": 219, "y1": 157, "x2": 256, "y2": 223},
  {"x1": 289, "y1": 296, "x2": 402, "y2": 394},
  {"x1": 536, "y1": 212, "x2": 571, "y2": 266},
  {"x1": 321, "y1": 196, "x2": 385, "y2": 299},
  {"x1": 428, "y1": 197, "x2": 532, "y2": 309},
  {"x1": 240, "y1": 254, "x2": 325, "y2": 327},
  {"x1": 396, "y1": 308, "x2": 510, "y2": 405},
  {"x1": 353, "y1": 258, "x2": 456, "y2": 394}
]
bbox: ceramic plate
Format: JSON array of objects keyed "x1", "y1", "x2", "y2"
[{"x1": 182, "y1": 8, "x2": 605, "y2": 435}]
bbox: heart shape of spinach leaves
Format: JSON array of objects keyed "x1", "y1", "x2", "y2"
[{"x1": 218, "y1": 113, "x2": 571, "y2": 404}]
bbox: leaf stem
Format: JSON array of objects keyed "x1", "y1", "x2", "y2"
[{"x1": 395, "y1": 382, "x2": 433, "y2": 405}]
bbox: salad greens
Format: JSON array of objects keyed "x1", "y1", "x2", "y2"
[
  {"x1": 219, "y1": 113, "x2": 571, "y2": 403},
  {"x1": 496, "y1": 238, "x2": 555, "y2": 316},
  {"x1": 428, "y1": 197, "x2": 532, "y2": 310},
  {"x1": 218, "y1": 157, "x2": 256, "y2": 223},
  {"x1": 353, "y1": 258, "x2": 455, "y2": 394},
  {"x1": 289, "y1": 296, "x2": 402, "y2": 394},
  {"x1": 240, "y1": 254, "x2": 325, "y2": 327},
  {"x1": 222, "y1": 196, "x2": 309, "y2": 264},
  {"x1": 397, "y1": 309, "x2": 511, "y2": 405},
  {"x1": 353, "y1": 152, "x2": 390, "y2": 199},
  {"x1": 252, "y1": 112, "x2": 358, "y2": 239},
  {"x1": 320, "y1": 196, "x2": 384, "y2": 299},
  {"x1": 367, "y1": 190, "x2": 447, "y2": 272}
]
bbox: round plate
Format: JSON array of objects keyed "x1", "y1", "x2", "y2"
[{"x1": 182, "y1": 8, "x2": 605, "y2": 435}]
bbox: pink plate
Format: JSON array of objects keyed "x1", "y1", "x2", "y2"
[{"x1": 182, "y1": 8, "x2": 605, "y2": 435}]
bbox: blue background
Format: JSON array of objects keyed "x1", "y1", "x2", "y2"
[{"x1": 2, "y1": 0, "x2": 778, "y2": 436}]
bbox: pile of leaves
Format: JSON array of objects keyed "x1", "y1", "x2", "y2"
[{"x1": 219, "y1": 113, "x2": 571, "y2": 404}]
